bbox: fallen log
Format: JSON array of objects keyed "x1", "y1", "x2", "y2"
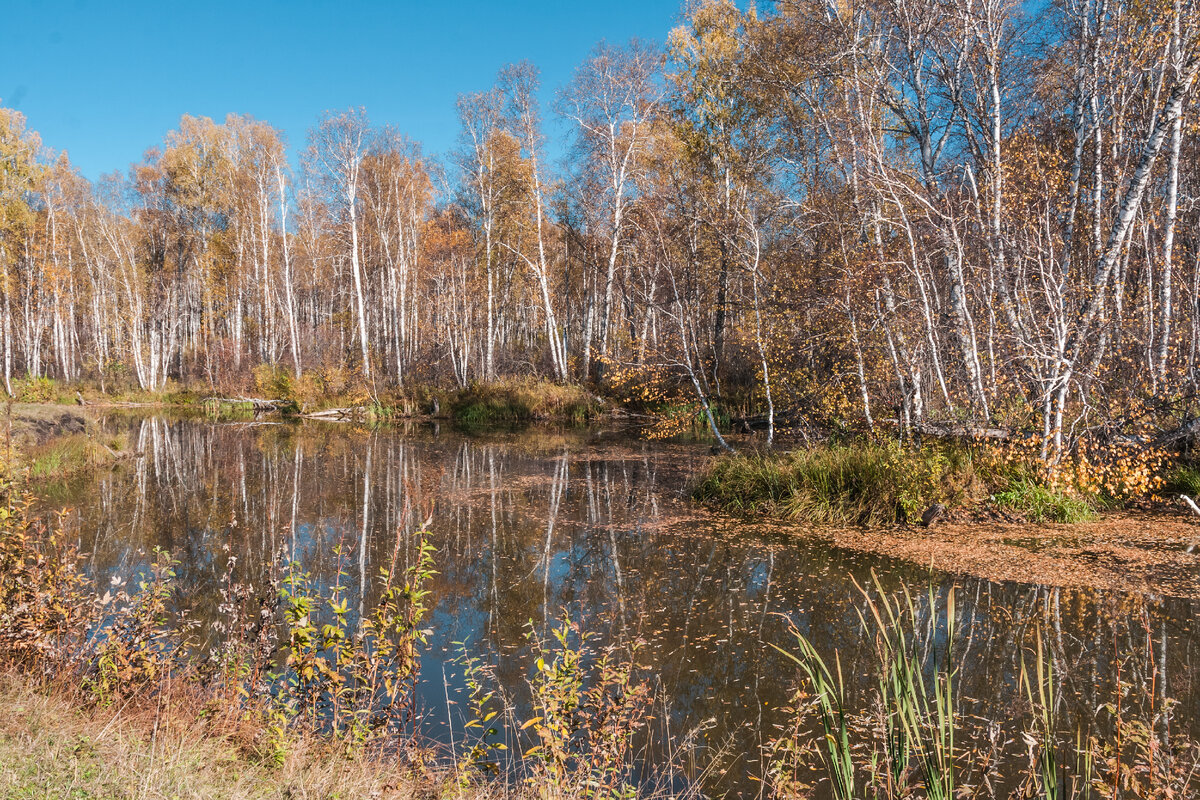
[
  {"x1": 300, "y1": 406, "x2": 370, "y2": 420},
  {"x1": 912, "y1": 421, "x2": 1011, "y2": 441},
  {"x1": 202, "y1": 397, "x2": 292, "y2": 413},
  {"x1": 1152, "y1": 417, "x2": 1200, "y2": 450}
]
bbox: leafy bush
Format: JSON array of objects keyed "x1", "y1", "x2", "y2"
[
  {"x1": 14, "y1": 377, "x2": 62, "y2": 404},
  {"x1": 519, "y1": 614, "x2": 651, "y2": 799},
  {"x1": 253, "y1": 364, "x2": 294, "y2": 401},
  {"x1": 276, "y1": 533, "x2": 435, "y2": 743}
]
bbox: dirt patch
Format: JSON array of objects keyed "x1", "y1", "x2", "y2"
[{"x1": 762, "y1": 510, "x2": 1200, "y2": 598}]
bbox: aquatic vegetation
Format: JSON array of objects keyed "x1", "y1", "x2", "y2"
[{"x1": 769, "y1": 575, "x2": 1200, "y2": 799}]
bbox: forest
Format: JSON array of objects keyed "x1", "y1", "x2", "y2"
[
  {"x1": 4, "y1": 1, "x2": 1200, "y2": 796},
  {"x1": 2, "y1": 0, "x2": 1200, "y2": 460}
]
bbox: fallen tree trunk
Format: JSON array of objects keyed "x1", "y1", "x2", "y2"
[
  {"x1": 912, "y1": 421, "x2": 1011, "y2": 441},
  {"x1": 1151, "y1": 417, "x2": 1200, "y2": 450},
  {"x1": 202, "y1": 397, "x2": 293, "y2": 413},
  {"x1": 300, "y1": 406, "x2": 370, "y2": 420}
]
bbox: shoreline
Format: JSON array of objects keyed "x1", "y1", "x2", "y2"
[{"x1": 15, "y1": 399, "x2": 1200, "y2": 599}]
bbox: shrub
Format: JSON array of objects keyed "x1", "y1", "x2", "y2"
[
  {"x1": 14, "y1": 376, "x2": 61, "y2": 404},
  {"x1": 519, "y1": 614, "x2": 651, "y2": 799},
  {"x1": 253, "y1": 364, "x2": 294, "y2": 402}
]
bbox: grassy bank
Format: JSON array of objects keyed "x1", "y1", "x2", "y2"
[
  {"x1": 692, "y1": 440, "x2": 1149, "y2": 525},
  {"x1": 448, "y1": 379, "x2": 598, "y2": 426},
  {"x1": 2, "y1": 403, "x2": 132, "y2": 484}
]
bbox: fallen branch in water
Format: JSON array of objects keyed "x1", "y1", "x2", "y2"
[
  {"x1": 202, "y1": 397, "x2": 290, "y2": 413},
  {"x1": 299, "y1": 406, "x2": 370, "y2": 420}
]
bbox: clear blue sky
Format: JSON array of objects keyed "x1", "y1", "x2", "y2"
[{"x1": 1, "y1": 0, "x2": 687, "y2": 180}]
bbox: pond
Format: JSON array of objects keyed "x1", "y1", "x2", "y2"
[{"x1": 44, "y1": 413, "x2": 1200, "y2": 797}]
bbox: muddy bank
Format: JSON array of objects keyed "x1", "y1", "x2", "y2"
[
  {"x1": 3, "y1": 403, "x2": 92, "y2": 448},
  {"x1": 3, "y1": 403, "x2": 133, "y2": 481}
]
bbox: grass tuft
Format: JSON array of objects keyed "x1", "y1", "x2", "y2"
[
  {"x1": 992, "y1": 478, "x2": 1095, "y2": 523},
  {"x1": 694, "y1": 442, "x2": 984, "y2": 526},
  {"x1": 1163, "y1": 464, "x2": 1200, "y2": 498},
  {"x1": 450, "y1": 379, "x2": 597, "y2": 427}
]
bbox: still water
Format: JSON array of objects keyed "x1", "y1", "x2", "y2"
[{"x1": 45, "y1": 414, "x2": 1200, "y2": 796}]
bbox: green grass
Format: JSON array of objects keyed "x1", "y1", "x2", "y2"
[
  {"x1": 450, "y1": 379, "x2": 597, "y2": 427},
  {"x1": 24, "y1": 432, "x2": 129, "y2": 482},
  {"x1": 696, "y1": 440, "x2": 1111, "y2": 526},
  {"x1": 1163, "y1": 464, "x2": 1200, "y2": 497},
  {"x1": 694, "y1": 442, "x2": 985, "y2": 526},
  {"x1": 992, "y1": 478, "x2": 1096, "y2": 523}
]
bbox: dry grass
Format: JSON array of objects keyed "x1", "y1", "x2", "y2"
[{"x1": 0, "y1": 671, "x2": 445, "y2": 800}]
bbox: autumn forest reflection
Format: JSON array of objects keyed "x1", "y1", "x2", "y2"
[{"x1": 46, "y1": 415, "x2": 1200, "y2": 796}]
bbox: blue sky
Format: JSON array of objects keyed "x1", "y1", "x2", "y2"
[{"x1": 1, "y1": 0, "x2": 686, "y2": 180}]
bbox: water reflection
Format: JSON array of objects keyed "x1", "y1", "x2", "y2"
[{"x1": 48, "y1": 415, "x2": 1200, "y2": 797}]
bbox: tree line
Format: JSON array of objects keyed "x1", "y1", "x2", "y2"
[{"x1": 1, "y1": 0, "x2": 1198, "y2": 458}]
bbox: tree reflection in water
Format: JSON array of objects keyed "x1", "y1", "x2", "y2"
[{"x1": 45, "y1": 414, "x2": 1200, "y2": 797}]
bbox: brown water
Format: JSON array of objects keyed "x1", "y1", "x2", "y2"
[{"x1": 44, "y1": 413, "x2": 1200, "y2": 797}]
